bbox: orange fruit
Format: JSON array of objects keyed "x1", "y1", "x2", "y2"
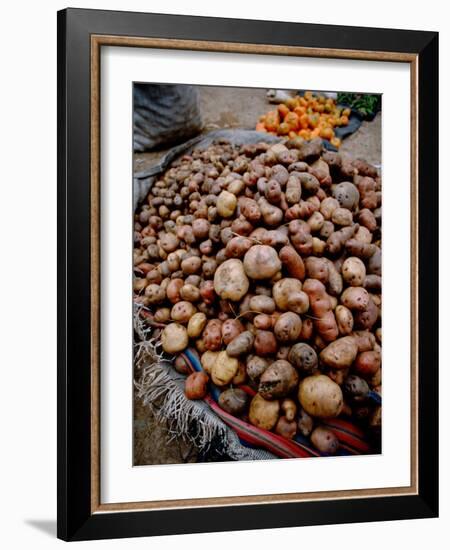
[
  {"x1": 285, "y1": 111, "x2": 300, "y2": 131},
  {"x1": 277, "y1": 103, "x2": 290, "y2": 119},
  {"x1": 320, "y1": 127, "x2": 334, "y2": 140},
  {"x1": 255, "y1": 122, "x2": 267, "y2": 132},
  {"x1": 330, "y1": 137, "x2": 342, "y2": 148},
  {"x1": 278, "y1": 122, "x2": 291, "y2": 135},
  {"x1": 264, "y1": 110, "x2": 280, "y2": 132}
]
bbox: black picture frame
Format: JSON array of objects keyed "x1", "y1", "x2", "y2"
[{"x1": 57, "y1": 8, "x2": 438, "y2": 541}]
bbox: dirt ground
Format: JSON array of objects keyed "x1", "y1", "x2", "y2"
[{"x1": 133, "y1": 85, "x2": 381, "y2": 466}]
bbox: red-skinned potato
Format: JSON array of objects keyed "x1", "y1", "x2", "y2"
[
  {"x1": 185, "y1": 371, "x2": 209, "y2": 400},
  {"x1": 254, "y1": 330, "x2": 278, "y2": 356},
  {"x1": 354, "y1": 350, "x2": 381, "y2": 378},
  {"x1": 202, "y1": 319, "x2": 223, "y2": 351},
  {"x1": 303, "y1": 279, "x2": 339, "y2": 342},
  {"x1": 221, "y1": 318, "x2": 245, "y2": 345}
]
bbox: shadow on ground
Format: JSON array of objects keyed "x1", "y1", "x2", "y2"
[{"x1": 25, "y1": 519, "x2": 56, "y2": 538}]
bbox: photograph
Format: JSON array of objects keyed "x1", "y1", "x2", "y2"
[{"x1": 132, "y1": 84, "x2": 383, "y2": 465}]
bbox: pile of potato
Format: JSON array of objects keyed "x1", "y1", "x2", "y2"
[{"x1": 134, "y1": 136, "x2": 382, "y2": 455}]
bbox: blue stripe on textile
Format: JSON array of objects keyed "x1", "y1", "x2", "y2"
[{"x1": 368, "y1": 390, "x2": 382, "y2": 405}]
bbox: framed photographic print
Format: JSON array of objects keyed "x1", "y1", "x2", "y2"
[{"x1": 57, "y1": 8, "x2": 439, "y2": 541}]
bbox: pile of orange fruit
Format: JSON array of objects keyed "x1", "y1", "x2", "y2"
[{"x1": 256, "y1": 91, "x2": 351, "y2": 148}]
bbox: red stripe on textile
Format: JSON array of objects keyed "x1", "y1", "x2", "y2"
[{"x1": 322, "y1": 419, "x2": 370, "y2": 453}]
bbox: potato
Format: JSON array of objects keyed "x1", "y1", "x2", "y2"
[
  {"x1": 231, "y1": 360, "x2": 247, "y2": 385},
  {"x1": 180, "y1": 283, "x2": 201, "y2": 302},
  {"x1": 275, "y1": 416, "x2": 297, "y2": 439},
  {"x1": 358, "y1": 208, "x2": 377, "y2": 232},
  {"x1": 259, "y1": 360, "x2": 299, "y2": 400},
  {"x1": 225, "y1": 236, "x2": 253, "y2": 258},
  {"x1": 221, "y1": 318, "x2": 245, "y2": 345},
  {"x1": 213, "y1": 259, "x2": 249, "y2": 301},
  {"x1": 289, "y1": 219, "x2": 313, "y2": 255},
  {"x1": 354, "y1": 350, "x2": 381, "y2": 378},
  {"x1": 320, "y1": 336, "x2": 359, "y2": 369},
  {"x1": 351, "y1": 330, "x2": 376, "y2": 352},
  {"x1": 246, "y1": 355, "x2": 270, "y2": 382},
  {"x1": 341, "y1": 286, "x2": 370, "y2": 311},
  {"x1": 310, "y1": 426, "x2": 339, "y2": 454},
  {"x1": 343, "y1": 374, "x2": 369, "y2": 402},
  {"x1": 260, "y1": 228, "x2": 289, "y2": 248},
  {"x1": 354, "y1": 296, "x2": 379, "y2": 330},
  {"x1": 303, "y1": 278, "x2": 339, "y2": 342},
  {"x1": 249, "y1": 295, "x2": 276, "y2": 314},
  {"x1": 181, "y1": 256, "x2": 202, "y2": 275},
  {"x1": 299, "y1": 317, "x2": 314, "y2": 340},
  {"x1": 335, "y1": 305, "x2": 354, "y2": 335},
  {"x1": 286, "y1": 173, "x2": 302, "y2": 204},
  {"x1": 219, "y1": 388, "x2": 248, "y2": 416},
  {"x1": 286, "y1": 291, "x2": 310, "y2": 314},
  {"x1": 298, "y1": 375, "x2": 344, "y2": 418},
  {"x1": 216, "y1": 190, "x2": 237, "y2": 218},
  {"x1": 239, "y1": 197, "x2": 261, "y2": 223},
  {"x1": 367, "y1": 247, "x2": 382, "y2": 276},
  {"x1": 171, "y1": 301, "x2": 197, "y2": 323},
  {"x1": 305, "y1": 257, "x2": 329, "y2": 284},
  {"x1": 332, "y1": 181, "x2": 360, "y2": 209},
  {"x1": 192, "y1": 218, "x2": 210, "y2": 239},
  {"x1": 273, "y1": 278, "x2": 303, "y2": 310},
  {"x1": 325, "y1": 259, "x2": 343, "y2": 296},
  {"x1": 307, "y1": 211, "x2": 325, "y2": 232},
  {"x1": 281, "y1": 398, "x2": 297, "y2": 422},
  {"x1": 243, "y1": 245, "x2": 281, "y2": 280},
  {"x1": 200, "y1": 350, "x2": 219, "y2": 375},
  {"x1": 274, "y1": 312, "x2": 302, "y2": 342},
  {"x1": 203, "y1": 319, "x2": 223, "y2": 351},
  {"x1": 253, "y1": 313, "x2": 273, "y2": 330},
  {"x1": 159, "y1": 232, "x2": 179, "y2": 252},
  {"x1": 187, "y1": 312, "x2": 207, "y2": 338},
  {"x1": 320, "y1": 197, "x2": 340, "y2": 220},
  {"x1": 161, "y1": 323, "x2": 189, "y2": 354},
  {"x1": 297, "y1": 407, "x2": 314, "y2": 436},
  {"x1": 249, "y1": 393, "x2": 280, "y2": 430},
  {"x1": 185, "y1": 371, "x2": 209, "y2": 400},
  {"x1": 342, "y1": 257, "x2": 366, "y2": 287},
  {"x1": 173, "y1": 354, "x2": 190, "y2": 374},
  {"x1": 279, "y1": 246, "x2": 306, "y2": 280},
  {"x1": 331, "y1": 207, "x2": 353, "y2": 226},
  {"x1": 211, "y1": 351, "x2": 239, "y2": 386},
  {"x1": 144, "y1": 283, "x2": 166, "y2": 304},
  {"x1": 258, "y1": 197, "x2": 283, "y2": 226},
  {"x1": 154, "y1": 307, "x2": 171, "y2": 323},
  {"x1": 288, "y1": 343, "x2": 318, "y2": 375},
  {"x1": 254, "y1": 330, "x2": 277, "y2": 356},
  {"x1": 226, "y1": 331, "x2": 254, "y2": 357}
]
